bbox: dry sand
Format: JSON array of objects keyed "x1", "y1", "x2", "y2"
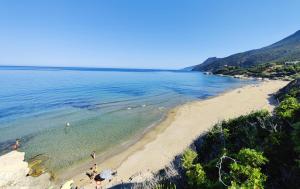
[{"x1": 69, "y1": 80, "x2": 288, "y2": 188}]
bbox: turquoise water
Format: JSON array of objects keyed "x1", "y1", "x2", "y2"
[{"x1": 0, "y1": 66, "x2": 252, "y2": 172}]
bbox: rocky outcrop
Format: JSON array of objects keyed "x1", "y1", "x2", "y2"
[{"x1": 0, "y1": 151, "x2": 52, "y2": 189}]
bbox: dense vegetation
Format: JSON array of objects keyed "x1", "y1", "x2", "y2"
[
  {"x1": 191, "y1": 30, "x2": 300, "y2": 73},
  {"x1": 148, "y1": 79, "x2": 300, "y2": 189},
  {"x1": 275, "y1": 78, "x2": 300, "y2": 101},
  {"x1": 213, "y1": 61, "x2": 300, "y2": 80}
]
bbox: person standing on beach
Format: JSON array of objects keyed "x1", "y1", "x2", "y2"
[
  {"x1": 93, "y1": 163, "x2": 98, "y2": 174},
  {"x1": 88, "y1": 167, "x2": 95, "y2": 180},
  {"x1": 87, "y1": 164, "x2": 98, "y2": 180},
  {"x1": 91, "y1": 151, "x2": 96, "y2": 160}
]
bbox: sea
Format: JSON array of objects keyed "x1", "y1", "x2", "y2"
[{"x1": 0, "y1": 66, "x2": 253, "y2": 173}]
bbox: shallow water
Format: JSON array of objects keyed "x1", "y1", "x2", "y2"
[{"x1": 0, "y1": 66, "x2": 253, "y2": 173}]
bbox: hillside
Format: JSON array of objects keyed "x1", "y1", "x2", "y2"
[
  {"x1": 212, "y1": 61, "x2": 300, "y2": 80},
  {"x1": 192, "y1": 30, "x2": 300, "y2": 73}
]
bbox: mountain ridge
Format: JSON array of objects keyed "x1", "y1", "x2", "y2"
[{"x1": 191, "y1": 30, "x2": 300, "y2": 72}]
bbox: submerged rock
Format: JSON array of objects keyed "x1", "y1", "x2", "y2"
[{"x1": 27, "y1": 154, "x2": 49, "y2": 177}]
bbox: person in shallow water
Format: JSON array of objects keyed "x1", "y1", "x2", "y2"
[
  {"x1": 64, "y1": 122, "x2": 71, "y2": 134},
  {"x1": 91, "y1": 151, "x2": 96, "y2": 159},
  {"x1": 12, "y1": 139, "x2": 20, "y2": 150}
]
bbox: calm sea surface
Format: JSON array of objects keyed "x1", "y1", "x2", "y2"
[{"x1": 0, "y1": 66, "x2": 253, "y2": 173}]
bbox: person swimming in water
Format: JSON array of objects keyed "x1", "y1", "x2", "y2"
[
  {"x1": 12, "y1": 139, "x2": 20, "y2": 150},
  {"x1": 64, "y1": 122, "x2": 71, "y2": 134}
]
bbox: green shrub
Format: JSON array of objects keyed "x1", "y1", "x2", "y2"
[
  {"x1": 236, "y1": 148, "x2": 268, "y2": 167},
  {"x1": 186, "y1": 163, "x2": 207, "y2": 187},
  {"x1": 229, "y1": 149, "x2": 268, "y2": 189},
  {"x1": 155, "y1": 181, "x2": 176, "y2": 189},
  {"x1": 182, "y1": 149, "x2": 208, "y2": 188},
  {"x1": 182, "y1": 148, "x2": 197, "y2": 169},
  {"x1": 275, "y1": 97, "x2": 300, "y2": 120}
]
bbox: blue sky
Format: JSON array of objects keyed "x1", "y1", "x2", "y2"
[{"x1": 0, "y1": 0, "x2": 300, "y2": 69}]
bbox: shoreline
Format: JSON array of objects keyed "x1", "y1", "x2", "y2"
[
  {"x1": 56, "y1": 103, "x2": 180, "y2": 184},
  {"x1": 66, "y1": 80, "x2": 288, "y2": 188},
  {"x1": 54, "y1": 82, "x2": 250, "y2": 183},
  {"x1": 55, "y1": 81, "x2": 251, "y2": 183},
  {"x1": 0, "y1": 80, "x2": 289, "y2": 189}
]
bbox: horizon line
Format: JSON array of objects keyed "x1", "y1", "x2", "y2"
[{"x1": 0, "y1": 65, "x2": 185, "y2": 72}]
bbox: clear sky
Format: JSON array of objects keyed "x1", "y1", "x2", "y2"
[{"x1": 0, "y1": 0, "x2": 300, "y2": 69}]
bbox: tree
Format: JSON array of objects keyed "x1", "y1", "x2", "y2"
[
  {"x1": 186, "y1": 163, "x2": 206, "y2": 187},
  {"x1": 229, "y1": 149, "x2": 268, "y2": 189},
  {"x1": 275, "y1": 97, "x2": 300, "y2": 121},
  {"x1": 182, "y1": 149, "x2": 197, "y2": 170},
  {"x1": 182, "y1": 149, "x2": 207, "y2": 188}
]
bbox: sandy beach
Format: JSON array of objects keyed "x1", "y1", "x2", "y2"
[{"x1": 63, "y1": 80, "x2": 288, "y2": 188}]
